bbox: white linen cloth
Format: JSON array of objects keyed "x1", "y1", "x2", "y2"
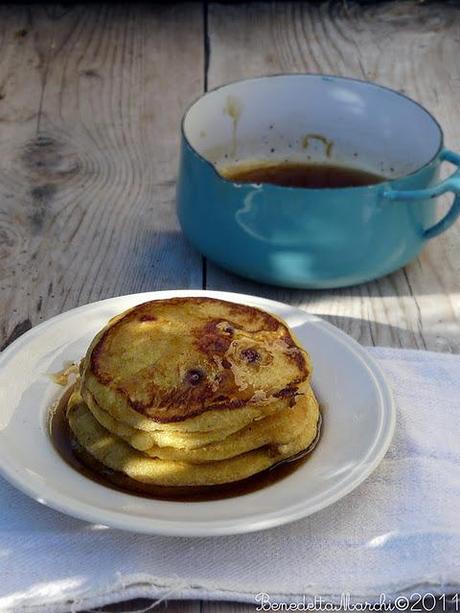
[{"x1": 1, "y1": 348, "x2": 459, "y2": 612}]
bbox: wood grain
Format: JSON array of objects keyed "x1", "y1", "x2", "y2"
[
  {"x1": 205, "y1": 0, "x2": 460, "y2": 353},
  {"x1": 0, "y1": 2, "x2": 204, "y2": 350},
  {"x1": 0, "y1": 5, "x2": 45, "y2": 349}
]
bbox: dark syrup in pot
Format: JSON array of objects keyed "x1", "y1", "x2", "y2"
[
  {"x1": 49, "y1": 385, "x2": 322, "y2": 502},
  {"x1": 220, "y1": 160, "x2": 385, "y2": 189}
]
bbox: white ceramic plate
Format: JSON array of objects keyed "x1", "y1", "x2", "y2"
[{"x1": 0, "y1": 290, "x2": 395, "y2": 537}]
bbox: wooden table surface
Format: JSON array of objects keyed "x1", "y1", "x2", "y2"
[{"x1": 1, "y1": 1, "x2": 459, "y2": 611}]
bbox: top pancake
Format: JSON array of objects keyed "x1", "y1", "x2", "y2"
[{"x1": 81, "y1": 297, "x2": 311, "y2": 424}]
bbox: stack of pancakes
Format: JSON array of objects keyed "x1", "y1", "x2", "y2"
[{"x1": 66, "y1": 297, "x2": 319, "y2": 487}]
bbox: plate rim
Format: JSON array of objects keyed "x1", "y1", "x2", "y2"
[{"x1": 0, "y1": 289, "x2": 396, "y2": 536}]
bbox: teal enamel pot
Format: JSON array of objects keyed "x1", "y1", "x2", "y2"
[{"x1": 177, "y1": 74, "x2": 460, "y2": 289}]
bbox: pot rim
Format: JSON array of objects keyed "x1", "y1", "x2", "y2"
[{"x1": 180, "y1": 73, "x2": 444, "y2": 192}]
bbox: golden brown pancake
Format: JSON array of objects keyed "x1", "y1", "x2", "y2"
[
  {"x1": 83, "y1": 387, "x2": 262, "y2": 450},
  {"x1": 80, "y1": 298, "x2": 311, "y2": 428},
  {"x1": 66, "y1": 389, "x2": 319, "y2": 487},
  {"x1": 80, "y1": 383, "x2": 315, "y2": 462},
  {"x1": 82, "y1": 382, "x2": 294, "y2": 434}
]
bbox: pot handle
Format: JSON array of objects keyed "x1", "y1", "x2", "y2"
[{"x1": 383, "y1": 149, "x2": 460, "y2": 239}]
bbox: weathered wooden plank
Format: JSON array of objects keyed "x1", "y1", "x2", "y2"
[
  {"x1": 0, "y1": 5, "x2": 47, "y2": 349},
  {"x1": 205, "y1": 0, "x2": 460, "y2": 353},
  {"x1": 0, "y1": 2, "x2": 204, "y2": 349}
]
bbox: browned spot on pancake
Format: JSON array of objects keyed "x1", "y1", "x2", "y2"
[
  {"x1": 139, "y1": 314, "x2": 156, "y2": 322},
  {"x1": 89, "y1": 314, "x2": 130, "y2": 383},
  {"x1": 274, "y1": 385, "x2": 298, "y2": 399},
  {"x1": 195, "y1": 320, "x2": 233, "y2": 355},
  {"x1": 226, "y1": 301, "x2": 280, "y2": 331},
  {"x1": 266, "y1": 444, "x2": 281, "y2": 458},
  {"x1": 197, "y1": 334, "x2": 231, "y2": 354},
  {"x1": 213, "y1": 369, "x2": 239, "y2": 396},
  {"x1": 282, "y1": 335, "x2": 307, "y2": 371},
  {"x1": 140, "y1": 395, "x2": 250, "y2": 422}
]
